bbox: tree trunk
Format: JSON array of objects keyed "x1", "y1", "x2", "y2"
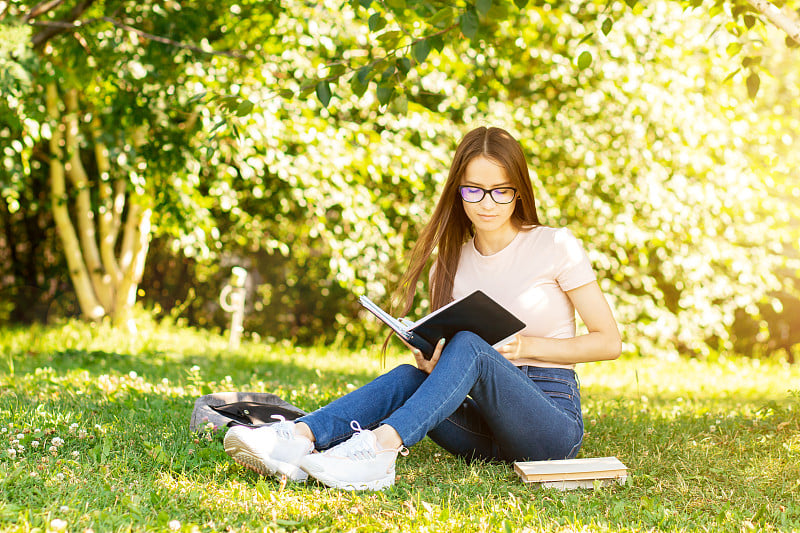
[
  {"x1": 46, "y1": 82, "x2": 153, "y2": 329},
  {"x1": 46, "y1": 82, "x2": 105, "y2": 321},
  {"x1": 746, "y1": 0, "x2": 800, "y2": 44}
]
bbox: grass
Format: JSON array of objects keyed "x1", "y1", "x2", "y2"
[{"x1": 1, "y1": 318, "x2": 799, "y2": 532}]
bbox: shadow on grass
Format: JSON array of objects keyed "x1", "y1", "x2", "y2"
[{"x1": 8, "y1": 347, "x2": 386, "y2": 400}]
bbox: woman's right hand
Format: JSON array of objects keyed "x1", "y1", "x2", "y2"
[{"x1": 405, "y1": 338, "x2": 445, "y2": 374}]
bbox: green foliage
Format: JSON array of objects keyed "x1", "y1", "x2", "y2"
[
  {"x1": 1, "y1": 321, "x2": 799, "y2": 531},
  {"x1": 2, "y1": 0, "x2": 800, "y2": 358}
]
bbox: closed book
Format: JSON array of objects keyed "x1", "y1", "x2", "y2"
[
  {"x1": 359, "y1": 290, "x2": 526, "y2": 359},
  {"x1": 514, "y1": 457, "x2": 628, "y2": 489}
]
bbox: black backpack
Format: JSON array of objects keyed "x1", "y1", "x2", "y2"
[{"x1": 190, "y1": 392, "x2": 307, "y2": 431}]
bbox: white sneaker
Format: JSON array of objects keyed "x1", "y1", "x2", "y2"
[
  {"x1": 223, "y1": 416, "x2": 313, "y2": 481},
  {"x1": 299, "y1": 421, "x2": 408, "y2": 491}
]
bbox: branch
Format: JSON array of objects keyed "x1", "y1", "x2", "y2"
[
  {"x1": 100, "y1": 17, "x2": 245, "y2": 58},
  {"x1": 32, "y1": 0, "x2": 95, "y2": 50},
  {"x1": 29, "y1": 15, "x2": 245, "y2": 58},
  {"x1": 23, "y1": 0, "x2": 66, "y2": 23},
  {"x1": 746, "y1": 0, "x2": 800, "y2": 45}
]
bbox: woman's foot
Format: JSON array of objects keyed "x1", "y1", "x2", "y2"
[
  {"x1": 300, "y1": 421, "x2": 408, "y2": 491},
  {"x1": 224, "y1": 417, "x2": 314, "y2": 481}
]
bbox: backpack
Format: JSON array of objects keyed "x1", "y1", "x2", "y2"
[{"x1": 190, "y1": 391, "x2": 307, "y2": 432}]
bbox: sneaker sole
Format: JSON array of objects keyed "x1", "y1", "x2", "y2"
[
  {"x1": 224, "y1": 431, "x2": 308, "y2": 482},
  {"x1": 302, "y1": 464, "x2": 394, "y2": 491}
]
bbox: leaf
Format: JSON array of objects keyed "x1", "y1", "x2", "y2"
[
  {"x1": 577, "y1": 50, "x2": 593, "y2": 70},
  {"x1": 327, "y1": 63, "x2": 347, "y2": 79},
  {"x1": 235, "y1": 100, "x2": 254, "y2": 117},
  {"x1": 722, "y1": 67, "x2": 741, "y2": 83},
  {"x1": 368, "y1": 13, "x2": 387, "y2": 32},
  {"x1": 741, "y1": 56, "x2": 760, "y2": 69},
  {"x1": 513, "y1": 0, "x2": 528, "y2": 8},
  {"x1": 377, "y1": 30, "x2": 402, "y2": 48},
  {"x1": 357, "y1": 65, "x2": 373, "y2": 84},
  {"x1": 380, "y1": 65, "x2": 397, "y2": 82},
  {"x1": 726, "y1": 41, "x2": 742, "y2": 56},
  {"x1": 460, "y1": 10, "x2": 479, "y2": 39},
  {"x1": 624, "y1": 0, "x2": 637, "y2": 7},
  {"x1": 430, "y1": 7, "x2": 454, "y2": 28},
  {"x1": 602, "y1": 17, "x2": 613, "y2": 36},
  {"x1": 430, "y1": 35, "x2": 445, "y2": 52},
  {"x1": 376, "y1": 84, "x2": 394, "y2": 106},
  {"x1": 208, "y1": 119, "x2": 226, "y2": 136},
  {"x1": 476, "y1": 0, "x2": 492, "y2": 16},
  {"x1": 413, "y1": 39, "x2": 431, "y2": 63},
  {"x1": 743, "y1": 14, "x2": 755, "y2": 29},
  {"x1": 746, "y1": 72, "x2": 760, "y2": 100},
  {"x1": 395, "y1": 57, "x2": 412, "y2": 75},
  {"x1": 350, "y1": 72, "x2": 369, "y2": 97},
  {"x1": 578, "y1": 32, "x2": 594, "y2": 45},
  {"x1": 315, "y1": 81, "x2": 332, "y2": 107}
]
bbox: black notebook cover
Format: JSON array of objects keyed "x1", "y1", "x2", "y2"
[{"x1": 360, "y1": 290, "x2": 526, "y2": 359}]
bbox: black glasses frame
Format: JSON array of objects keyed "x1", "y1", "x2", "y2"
[{"x1": 458, "y1": 185, "x2": 518, "y2": 204}]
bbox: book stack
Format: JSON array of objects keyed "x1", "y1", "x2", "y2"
[{"x1": 514, "y1": 457, "x2": 628, "y2": 490}]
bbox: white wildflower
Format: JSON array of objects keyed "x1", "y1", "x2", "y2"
[
  {"x1": 168, "y1": 519, "x2": 181, "y2": 530},
  {"x1": 49, "y1": 445, "x2": 58, "y2": 454},
  {"x1": 129, "y1": 370, "x2": 138, "y2": 379},
  {"x1": 16, "y1": 433, "x2": 24, "y2": 440},
  {"x1": 31, "y1": 440, "x2": 40, "y2": 448},
  {"x1": 52, "y1": 437, "x2": 65, "y2": 447},
  {"x1": 6, "y1": 448, "x2": 15, "y2": 457},
  {"x1": 49, "y1": 518, "x2": 67, "y2": 531},
  {"x1": 71, "y1": 450, "x2": 79, "y2": 458},
  {"x1": 56, "y1": 473, "x2": 65, "y2": 481},
  {"x1": 69, "y1": 423, "x2": 79, "y2": 434},
  {"x1": 60, "y1": 505, "x2": 69, "y2": 513}
]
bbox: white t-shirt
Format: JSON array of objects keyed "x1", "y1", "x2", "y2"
[{"x1": 452, "y1": 226, "x2": 597, "y2": 369}]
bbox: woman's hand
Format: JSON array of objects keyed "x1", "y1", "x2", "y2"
[
  {"x1": 404, "y1": 338, "x2": 445, "y2": 374},
  {"x1": 497, "y1": 334, "x2": 525, "y2": 360}
]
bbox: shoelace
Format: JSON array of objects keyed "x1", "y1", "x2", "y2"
[
  {"x1": 328, "y1": 421, "x2": 409, "y2": 460},
  {"x1": 269, "y1": 415, "x2": 295, "y2": 440}
]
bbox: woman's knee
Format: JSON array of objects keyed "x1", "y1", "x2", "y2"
[
  {"x1": 386, "y1": 363, "x2": 427, "y2": 383},
  {"x1": 443, "y1": 331, "x2": 491, "y2": 362},
  {"x1": 447, "y1": 330, "x2": 485, "y2": 350}
]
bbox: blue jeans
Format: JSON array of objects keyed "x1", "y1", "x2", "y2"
[{"x1": 298, "y1": 331, "x2": 583, "y2": 462}]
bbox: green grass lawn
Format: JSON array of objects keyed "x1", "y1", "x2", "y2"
[{"x1": 1, "y1": 319, "x2": 799, "y2": 532}]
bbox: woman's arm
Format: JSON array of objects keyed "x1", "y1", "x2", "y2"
[{"x1": 497, "y1": 281, "x2": 621, "y2": 364}]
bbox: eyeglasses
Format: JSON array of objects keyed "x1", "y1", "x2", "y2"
[{"x1": 458, "y1": 185, "x2": 518, "y2": 204}]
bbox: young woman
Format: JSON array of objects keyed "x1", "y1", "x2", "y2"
[{"x1": 224, "y1": 126, "x2": 621, "y2": 491}]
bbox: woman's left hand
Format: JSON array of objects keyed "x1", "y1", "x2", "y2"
[{"x1": 407, "y1": 338, "x2": 445, "y2": 374}]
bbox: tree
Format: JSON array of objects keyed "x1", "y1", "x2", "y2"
[
  {"x1": 1, "y1": 0, "x2": 283, "y2": 328},
  {"x1": 2, "y1": 0, "x2": 798, "y2": 360}
]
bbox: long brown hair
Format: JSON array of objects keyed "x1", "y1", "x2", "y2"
[{"x1": 391, "y1": 126, "x2": 540, "y2": 319}]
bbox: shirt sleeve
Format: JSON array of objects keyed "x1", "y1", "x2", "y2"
[{"x1": 553, "y1": 228, "x2": 597, "y2": 291}]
